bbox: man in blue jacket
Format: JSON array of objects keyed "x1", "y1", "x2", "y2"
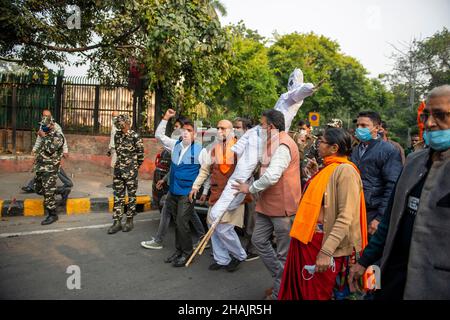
[
  {"x1": 155, "y1": 109, "x2": 203, "y2": 267},
  {"x1": 351, "y1": 111, "x2": 403, "y2": 236}
]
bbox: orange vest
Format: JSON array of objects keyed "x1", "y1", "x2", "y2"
[
  {"x1": 209, "y1": 138, "x2": 253, "y2": 205},
  {"x1": 256, "y1": 131, "x2": 301, "y2": 217}
]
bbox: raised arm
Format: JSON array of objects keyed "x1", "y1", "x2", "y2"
[{"x1": 155, "y1": 109, "x2": 178, "y2": 152}]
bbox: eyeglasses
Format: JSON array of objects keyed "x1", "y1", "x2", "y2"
[
  {"x1": 318, "y1": 139, "x2": 332, "y2": 145},
  {"x1": 419, "y1": 110, "x2": 450, "y2": 123}
]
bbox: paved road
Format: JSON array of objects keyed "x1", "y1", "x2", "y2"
[{"x1": 0, "y1": 211, "x2": 272, "y2": 300}]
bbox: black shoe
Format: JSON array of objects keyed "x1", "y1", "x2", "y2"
[
  {"x1": 165, "y1": 252, "x2": 181, "y2": 264},
  {"x1": 226, "y1": 257, "x2": 242, "y2": 272},
  {"x1": 122, "y1": 217, "x2": 134, "y2": 232},
  {"x1": 107, "y1": 220, "x2": 122, "y2": 234},
  {"x1": 172, "y1": 255, "x2": 189, "y2": 268},
  {"x1": 21, "y1": 186, "x2": 34, "y2": 193},
  {"x1": 41, "y1": 211, "x2": 58, "y2": 225},
  {"x1": 208, "y1": 262, "x2": 226, "y2": 271}
]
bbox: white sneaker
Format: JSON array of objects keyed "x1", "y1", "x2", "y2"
[{"x1": 141, "y1": 239, "x2": 163, "y2": 250}]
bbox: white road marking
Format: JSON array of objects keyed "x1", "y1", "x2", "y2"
[{"x1": 0, "y1": 218, "x2": 160, "y2": 238}]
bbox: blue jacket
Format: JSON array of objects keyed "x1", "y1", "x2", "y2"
[
  {"x1": 169, "y1": 141, "x2": 202, "y2": 196},
  {"x1": 351, "y1": 139, "x2": 403, "y2": 222}
]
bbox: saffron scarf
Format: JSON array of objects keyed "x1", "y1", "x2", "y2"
[
  {"x1": 290, "y1": 155, "x2": 368, "y2": 250},
  {"x1": 214, "y1": 138, "x2": 236, "y2": 175}
]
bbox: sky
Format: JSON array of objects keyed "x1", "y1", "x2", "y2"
[
  {"x1": 219, "y1": 0, "x2": 450, "y2": 77},
  {"x1": 59, "y1": 0, "x2": 449, "y2": 78}
]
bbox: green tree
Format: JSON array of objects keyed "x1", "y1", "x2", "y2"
[
  {"x1": 268, "y1": 32, "x2": 392, "y2": 128},
  {"x1": 0, "y1": 0, "x2": 232, "y2": 123},
  {"x1": 210, "y1": 22, "x2": 278, "y2": 123}
]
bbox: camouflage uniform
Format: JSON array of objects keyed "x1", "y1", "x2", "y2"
[
  {"x1": 326, "y1": 118, "x2": 343, "y2": 128},
  {"x1": 300, "y1": 133, "x2": 321, "y2": 186},
  {"x1": 112, "y1": 115, "x2": 144, "y2": 221},
  {"x1": 33, "y1": 116, "x2": 65, "y2": 213}
]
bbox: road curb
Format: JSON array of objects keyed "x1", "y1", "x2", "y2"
[{"x1": 0, "y1": 195, "x2": 152, "y2": 217}]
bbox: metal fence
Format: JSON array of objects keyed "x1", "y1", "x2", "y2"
[{"x1": 0, "y1": 72, "x2": 154, "y2": 153}]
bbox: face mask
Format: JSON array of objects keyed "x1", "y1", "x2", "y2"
[
  {"x1": 356, "y1": 128, "x2": 373, "y2": 142},
  {"x1": 234, "y1": 128, "x2": 244, "y2": 139},
  {"x1": 301, "y1": 257, "x2": 336, "y2": 281},
  {"x1": 41, "y1": 125, "x2": 51, "y2": 133},
  {"x1": 423, "y1": 129, "x2": 450, "y2": 151}
]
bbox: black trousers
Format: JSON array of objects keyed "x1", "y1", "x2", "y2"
[{"x1": 166, "y1": 192, "x2": 195, "y2": 256}]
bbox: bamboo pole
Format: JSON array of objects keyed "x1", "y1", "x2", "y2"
[{"x1": 185, "y1": 212, "x2": 226, "y2": 267}]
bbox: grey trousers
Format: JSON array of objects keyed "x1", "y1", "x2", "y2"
[
  {"x1": 154, "y1": 194, "x2": 206, "y2": 244},
  {"x1": 165, "y1": 192, "x2": 205, "y2": 256},
  {"x1": 243, "y1": 200, "x2": 257, "y2": 254},
  {"x1": 251, "y1": 212, "x2": 294, "y2": 299}
]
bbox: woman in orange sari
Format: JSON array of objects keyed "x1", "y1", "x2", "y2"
[{"x1": 279, "y1": 128, "x2": 368, "y2": 300}]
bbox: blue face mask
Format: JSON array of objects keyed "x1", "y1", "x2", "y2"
[
  {"x1": 356, "y1": 127, "x2": 373, "y2": 142},
  {"x1": 41, "y1": 125, "x2": 51, "y2": 133},
  {"x1": 423, "y1": 129, "x2": 450, "y2": 151}
]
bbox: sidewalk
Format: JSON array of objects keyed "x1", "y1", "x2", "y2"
[{"x1": 0, "y1": 171, "x2": 153, "y2": 217}]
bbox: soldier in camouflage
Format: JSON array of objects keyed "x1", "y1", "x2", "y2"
[
  {"x1": 108, "y1": 114, "x2": 145, "y2": 234},
  {"x1": 326, "y1": 118, "x2": 344, "y2": 128},
  {"x1": 33, "y1": 115, "x2": 65, "y2": 225}
]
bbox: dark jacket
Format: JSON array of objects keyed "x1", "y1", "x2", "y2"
[
  {"x1": 351, "y1": 139, "x2": 403, "y2": 222},
  {"x1": 359, "y1": 148, "x2": 450, "y2": 299}
]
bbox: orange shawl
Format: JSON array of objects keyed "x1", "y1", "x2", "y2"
[
  {"x1": 290, "y1": 156, "x2": 368, "y2": 250},
  {"x1": 214, "y1": 138, "x2": 236, "y2": 175}
]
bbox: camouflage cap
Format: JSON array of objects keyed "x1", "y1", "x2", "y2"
[
  {"x1": 327, "y1": 118, "x2": 343, "y2": 128},
  {"x1": 113, "y1": 114, "x2": 131, "y2": 129},
  {"x1": 40, "y1": 115, "x2": 55, "y2": 126}
]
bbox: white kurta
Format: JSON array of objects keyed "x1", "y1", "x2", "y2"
[{"x1": 208, "y1": 68, "x2": 315, "y2": 222}]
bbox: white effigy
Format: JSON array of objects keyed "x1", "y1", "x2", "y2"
[{"x1": 208, "y1": 68, "x2": 316, "y2": 223}]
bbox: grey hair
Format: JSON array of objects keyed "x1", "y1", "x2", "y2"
[{"x1": 426, "y1": 85, "x2": 450, "y2": 104}]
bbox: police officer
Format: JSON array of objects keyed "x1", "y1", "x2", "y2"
[
  {"x1": 34, "y1": 115, "x2": 65, "y2": 225},
  {"x1": 108, "y1": 114, "x2": 145, "y2": 234}
]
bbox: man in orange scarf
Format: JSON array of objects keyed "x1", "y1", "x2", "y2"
[{"x1": 190, "y1": 120, "x2": 251, "y2": 272}]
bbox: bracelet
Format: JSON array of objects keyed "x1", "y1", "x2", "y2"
[{"x1": 319, "y1": 249, "x2": 333, "y2": 257}]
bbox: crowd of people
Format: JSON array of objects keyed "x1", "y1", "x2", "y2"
[{"x1": 25, "y1": 68, "x2": 450, "y2": 300}]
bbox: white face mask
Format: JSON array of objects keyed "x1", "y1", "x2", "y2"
[{"x1": 301, "y1": 257, "x2": 336, "y2": 281}]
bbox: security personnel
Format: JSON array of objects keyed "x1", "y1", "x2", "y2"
[
  {"x1": 34, "y1": 115, "x2": 65, "y2": 225},
  {"x1": 108, "y1": 114, "x2": 144, "y2": 234}
]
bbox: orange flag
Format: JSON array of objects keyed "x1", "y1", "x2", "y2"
[{"x1": 417, "y1": 101, "x2": 426, "y2": 140}]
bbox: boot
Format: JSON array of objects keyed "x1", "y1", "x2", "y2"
[
  {"x1": 122, "y1": 217, "x2": 134, "y2": 232},
  {"x1": 41, "y1": 209, "x2": 58, "y2": 225},
  {"x1": 107, "y1": 220, "x2": 122, "y2": 234}
]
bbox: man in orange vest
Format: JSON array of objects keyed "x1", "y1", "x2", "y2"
[
  {"x1": 232, "y1": 109, "x2": 302, "y2": 300},
  {"x1": 189, "y1": 120, "x2": 252, "y2": 272}
]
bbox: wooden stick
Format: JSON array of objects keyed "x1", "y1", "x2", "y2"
[
  {"x1": 185, "y1": 224, "x2": 214, "y2": 266},
  {"x1": 185, "y1": 213, "x2": 225, "y2": 267},
  {"x1": 198, "y1": 228, "x2": 214, "y2": 255}
]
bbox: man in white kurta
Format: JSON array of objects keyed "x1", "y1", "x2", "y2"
[{"x1": 208, "y1": 68, "x2": 318, "y2": 222}]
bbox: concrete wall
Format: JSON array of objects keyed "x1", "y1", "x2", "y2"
[{"x1": 0, "y1": 130, "x2": 161, "y2": 179}]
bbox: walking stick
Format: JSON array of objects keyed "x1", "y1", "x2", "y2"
[{"x1": 185, "y1": 211, "x2": 226, "y2": 267}]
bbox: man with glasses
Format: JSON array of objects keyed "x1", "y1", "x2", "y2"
[
  {"x1": 190, "y1": 120, "x2": 252, "y2": 272},
  {"x1": 349, "y1": 84, "x2": 450, "y2": 299}
]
